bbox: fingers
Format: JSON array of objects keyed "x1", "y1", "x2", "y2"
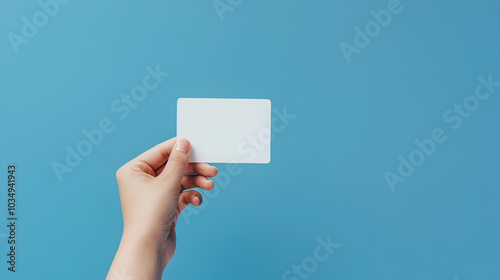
[
  {"x1": 184, "y1": 163, "x2": 218, "y2": 177},
  {"x1": 178, "y1": 190, "x2": 202, "y2": 213},
  {"x1": 156, "y1": 162, "x2": 218, "y2": 177},
  {"x1": 159, "y1": 139, "x2": 191, "y2": 184},
  {"x1": 181, "y1": 175, "x2": 215, "y2": 191},
  {"x1": 133, "y1": 138, "x2": 177, "y2": 172}
]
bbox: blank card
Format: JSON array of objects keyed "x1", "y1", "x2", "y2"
[{"x1": 177, "y1": 98, "x2": 271, "y2": 163}]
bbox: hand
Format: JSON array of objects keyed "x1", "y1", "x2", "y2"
[{"x1": 106, "y1": 138, "x2": 218, "y2": 280}]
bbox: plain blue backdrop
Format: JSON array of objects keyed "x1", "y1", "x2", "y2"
[{"x1": 1, "y1": 0, "x2": 499, "y2": 279}]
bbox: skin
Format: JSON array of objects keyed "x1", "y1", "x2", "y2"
[{"x1": 106, "y1": 138, "x2": 218, "y2": 280}]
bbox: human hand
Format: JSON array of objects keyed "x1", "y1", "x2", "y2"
[{"x1": 107, "y1": 138, "x2": 218, "y2": 280}]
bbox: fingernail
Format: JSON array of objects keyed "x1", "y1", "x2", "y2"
[
  {"x1": 175, "y1": 138, "x2": 191, "y2": 154},
  {"x1": 194, "y1": 196, "x2": 201, "y2": 206}
]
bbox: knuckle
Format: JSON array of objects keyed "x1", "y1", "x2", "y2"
[
  {"x1": 156, "y1": 146, "x2": 171, "y2": 161},
  {"x1": 115, "y1": 165, "x2": 127, "y2": 179}
]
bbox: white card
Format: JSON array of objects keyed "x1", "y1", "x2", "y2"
[{"x1": 177, "y1": 98, "x2": 271, "y2": 164}]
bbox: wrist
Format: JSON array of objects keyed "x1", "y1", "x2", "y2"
[
  {"x1": 109, "y1": 235, "x2": 166, "y2": 280},
  {"x1": 120, "y1": 228, "x2": 169, "y2": 267}
]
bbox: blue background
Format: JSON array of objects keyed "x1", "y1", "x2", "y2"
[{"x1": 1, "y1": 0, "x2": 499, "y2": 279}]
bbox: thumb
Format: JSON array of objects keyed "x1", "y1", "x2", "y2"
[{"x1": 159, "y1": 138, "x2": 191, "y2": 186}]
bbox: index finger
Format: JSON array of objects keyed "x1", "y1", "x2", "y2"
[
  {"x1": 185, "y1": 163, "x2": 219, "y2": 178},
  {"x1": 155, "y1": 162, "x2": 219, "y2": 178}
]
